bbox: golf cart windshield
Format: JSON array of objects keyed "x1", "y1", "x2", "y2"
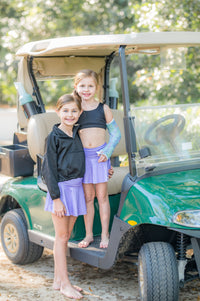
[
  {"x1": 132, "y1": 103, "x2": 200, "y2": 177},
  {"x1": 124, "y1": 45, "x2": 200, "y2": 177}
]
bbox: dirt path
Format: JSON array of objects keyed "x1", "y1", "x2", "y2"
[{"x1": 0, "y1": 242, "x2": 200, "y2": 301}]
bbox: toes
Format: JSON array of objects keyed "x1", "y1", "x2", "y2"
[
  {"x1": 78, "y1": 240, "x2": 90, "y2": 248},
  {"x1": 78, "y1": 238, "x2": 93, "y2": 248},
  {"x1": 100, "y1": 237, "x2": 109, "y2": 249},
  {"x1": 60, "y1": 286, "x2": 83, "y2": 299}
]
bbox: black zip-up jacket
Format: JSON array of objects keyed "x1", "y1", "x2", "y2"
[{"x1": 41, "y1": 124, "x2": 85, "y2": 200}]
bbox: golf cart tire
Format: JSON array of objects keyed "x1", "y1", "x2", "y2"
[
  {"x1": 1, "y1": 208, "x2": 43, "y2": 264},
  {"x1": 15, "y1": 208, "x2": 44, "y2": 264},
  {"x1": 138, "y1": 241, "x2": 179, "y2": 301}
]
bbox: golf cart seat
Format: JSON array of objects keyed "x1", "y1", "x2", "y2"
[{"x1": 27, "y1": 109, "x2": 128, "y2": 195}]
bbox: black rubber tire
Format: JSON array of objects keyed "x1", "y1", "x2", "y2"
[
  {"x1": 16, "y1": 208, "x2": 44, "y2": 264},
  {"x1": 0, "y1": 209, "x2": 43, "y2": 264},
  {"x1": 138, "y1": 242, "x2": 179, "y2": 301}
]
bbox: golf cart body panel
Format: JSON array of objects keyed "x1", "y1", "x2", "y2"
[{"x1": 120, "y1": 169, "x2": 200, "y2": 228}]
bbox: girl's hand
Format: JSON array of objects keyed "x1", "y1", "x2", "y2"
[
  {"x1": 108, "y1": 166, "x2": 114, "y2": 178},
  {"x1": 98, "y1": 154, "x2": 107, "y2": 162},
  {"x1": 53, "y1": 198, "x2": 66, "y2": 217}
]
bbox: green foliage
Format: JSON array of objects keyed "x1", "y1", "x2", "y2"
[
  {"x1": 128, "y1": 47, "x2": 200, "y2": 105},
  {"x1": 0, "y1": 0, "x2": 199, "y2": 105},
  {"x1": 37, "y1": 78, "x2": 74, "y2": 105}
]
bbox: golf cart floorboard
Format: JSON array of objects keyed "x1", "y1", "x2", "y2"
[
  {"x1": 68, "y1": 236, "x2": 108, "y2": 266},
  {"x1": 69, "y1": 235, "x2": 105, "y2": 256}
]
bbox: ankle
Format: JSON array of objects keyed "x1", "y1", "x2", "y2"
[
  {"x1": 60, "y1": 280, "x2": 72, "y2": 289},
  {"x1": 85, "y1": 234, "x2": 93, "y2": 239},
  {"x1": 101, "y1": 233, "x2": 109, "y2": 239}
]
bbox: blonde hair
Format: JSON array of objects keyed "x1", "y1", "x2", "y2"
[
  {"x1": 56, "y1": 94, "x2": 81, "y2": 111},
  {"x1": 73, "y1": 69, "x2": 99, "y2": 102}
]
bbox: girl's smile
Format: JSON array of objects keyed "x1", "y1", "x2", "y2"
[
  {"x1": 57, "y1": 102, "x2": 81, "y2": 134},
  {"x1": 75, "y1": 77, "x2": 97, "y2": 102}
]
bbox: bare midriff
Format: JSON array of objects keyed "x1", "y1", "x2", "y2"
[{"x1": 79, "y1": 127, "x2": 106, "y2": 148}]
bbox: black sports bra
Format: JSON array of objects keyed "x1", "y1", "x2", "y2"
[{"x1": 78, "y1": 103, "x2": 106, "y2": 130}]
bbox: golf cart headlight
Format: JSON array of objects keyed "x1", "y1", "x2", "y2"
[{"x1": 173, "y1": 210, "x2": 200, "y2": 228}]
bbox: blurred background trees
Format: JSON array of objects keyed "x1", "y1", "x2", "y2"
[{"x1": 0, "y1": 0, "x2": 200, "y2": 106}]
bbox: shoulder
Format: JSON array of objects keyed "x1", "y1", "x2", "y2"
[
  {"x1": 47, "y1": 129, "x2": 56, "y2": 142},
  {"x1": 46, "y1": 130, "x2": 54, "y2": 143},
  {"x1": 103, "y1": 103, "x2": 113, "y2": 123}
]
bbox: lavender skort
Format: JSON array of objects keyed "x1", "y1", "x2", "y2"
[
  {"x1": 45, "y1": 177, "x2": 86, "y2": 217},
  {"x1": 83, "y1": 143, "x2": 111, "y2": 184}
]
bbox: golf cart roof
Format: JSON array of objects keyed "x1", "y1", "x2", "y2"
[{"x1": 16, "y1": 32, "x2": 200, "y2": 57}]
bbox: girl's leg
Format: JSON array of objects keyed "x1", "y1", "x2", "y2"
[
  {"x1": 78, "y1": 183, "x2": 95, "y2": 248},
  {"x1": 52, "y1": 214, "x2": 82, "y2": 299},
  {"x1": 96, "y1": 182, "x2": 110, "y2": 248}
]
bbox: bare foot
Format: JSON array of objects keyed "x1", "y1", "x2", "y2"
[
  {"x1": 100, "y1": 236, "x2": 109, "y2": 248},
  {"x1": 78, "y1": 236, "x2": 94, "y2": 248},
  {"x1": 60, "y1": 284, "x2": 83, "y2": 299},
  {"x1": 53, "y1": 281, "x2": 82, "y2": 292},
  {"x1": 53, "y1": 280, "x2": 60, "y2": 290}
]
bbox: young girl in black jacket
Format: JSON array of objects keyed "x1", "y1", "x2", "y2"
[{"x1": 42, "y1": 94, "x2": 85, "y2": 299}]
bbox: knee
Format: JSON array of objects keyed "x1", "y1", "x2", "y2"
[
  {"x1": 96, "y1": 192, "x2": 108, "y2": 203},
  {"x1": 56, "y1": 232, "x2": 70, "y2": 244},
  {"x1": 85, "y1": 193, "x2": 95, "y2": 204}
]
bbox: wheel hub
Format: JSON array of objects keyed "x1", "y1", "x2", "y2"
[{"x1": 4, "y1": 223, "x2": 19, "y2": 254}]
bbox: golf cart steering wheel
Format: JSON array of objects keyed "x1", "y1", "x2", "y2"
[{"x1": 144, "y1": 114, "x2": 185, "y2": 145}]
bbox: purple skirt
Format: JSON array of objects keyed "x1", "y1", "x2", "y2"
[
  {"x1": 45, "y1": 178, "x2": 87, "y2": 217},
  {"x1": 83, "y1": 143, "x2": 111, "y2": 184}
]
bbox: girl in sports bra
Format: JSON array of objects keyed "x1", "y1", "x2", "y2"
[{"x1": 74, "y1": 69, "x2": 121, "y2": 249}]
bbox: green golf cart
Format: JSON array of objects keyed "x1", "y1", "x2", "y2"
[{"x1": 1, "y1": 32, "x2": 200, "y2": 301}]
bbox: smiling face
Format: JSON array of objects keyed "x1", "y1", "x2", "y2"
[
  {"x1": 57, "y1": 101, "x2": 81, "y2": 128},
  {"x1": 75, "y1": 76, "x2": 97, "y2": 102}
]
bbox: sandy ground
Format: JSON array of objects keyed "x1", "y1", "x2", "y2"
[
  {"x1": 0, "y1": 242, "x2": 140, "y2": 301},
  {"x1": 1, "y1": 242, "x2": 200, "y2": 301},
  {"x1": 0, "y1": 108, "x2": 17, "y2": 143}
]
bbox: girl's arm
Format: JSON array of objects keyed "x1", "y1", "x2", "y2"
[
  {"x1": 41, "y1": 134, "x2": 60, "y2": 200},
  {"x1": 103, "y1": 104, "x2": 113, "y2": 124},
  {"x1": 98, "y1": 104, "x2": 121, "y2": 161}
]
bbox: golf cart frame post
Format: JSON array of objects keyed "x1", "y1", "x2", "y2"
[{"x1": 119, "y1": 45, "x2": 137, "y2": 177}]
